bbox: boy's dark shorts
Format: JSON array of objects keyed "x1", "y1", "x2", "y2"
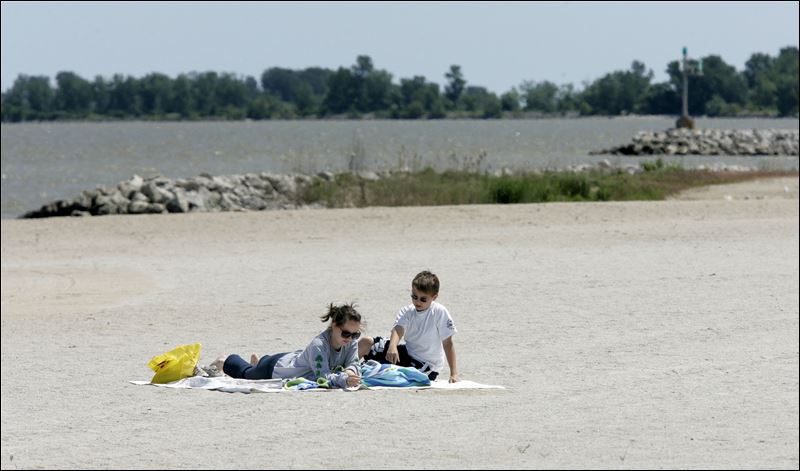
[{"x1": 363, "y1": 336, "x2": 439, "y2": 381}]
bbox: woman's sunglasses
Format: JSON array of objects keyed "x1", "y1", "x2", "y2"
[{"x1": 339, "y1": 329, "x2": 361, "y2": 340}]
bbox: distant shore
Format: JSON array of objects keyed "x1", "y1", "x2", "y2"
[{"x1": 3, "y1": 113, "x2": 799, "y2": 124}]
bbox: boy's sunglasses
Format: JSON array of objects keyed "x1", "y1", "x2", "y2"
[
  {"x1": 340, "y1": 329, "x2": 361, "y2": 340},
  {"x1": 411, "y1": 293, "x2": 430, "y2": 303}
]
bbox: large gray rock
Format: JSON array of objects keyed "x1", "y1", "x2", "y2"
[
  {"x1": 141, "y1": 182, "x2": 174, "y2": 204},
  {"x1": 118, "y1": 174, "x2": 144, "y2": 197}
]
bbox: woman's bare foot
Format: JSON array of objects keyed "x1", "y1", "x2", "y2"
[
  {"x1": 210, "y1": 355, "x2": 226, "y2": 372},
  {"x1": 250, "y1": 354, "x2": 260, "y2": 366}
]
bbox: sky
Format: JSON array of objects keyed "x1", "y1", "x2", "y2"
[{"x1": 2, "y1": 1, "x2": 798, "y2": 94}]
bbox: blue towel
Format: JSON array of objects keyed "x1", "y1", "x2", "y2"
[{"x1": 359, "y1": 360, "x2": 431, "y2": 387}]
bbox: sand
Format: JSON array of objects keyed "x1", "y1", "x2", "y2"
[{"x1": 1, "y1": 177, "x2": 798, "y2": 469}]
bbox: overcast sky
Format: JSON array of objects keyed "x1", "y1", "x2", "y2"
[{"x1": 2, "y1": 1, "x2": 798, "y2": 94}]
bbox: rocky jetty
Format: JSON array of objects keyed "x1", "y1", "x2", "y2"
[
  {"x1": 19, "y1": 172, "x2": 335, "y2": 218},
  {"x1": 590, "y1": 129, "x2": 799, "y2": 156}
]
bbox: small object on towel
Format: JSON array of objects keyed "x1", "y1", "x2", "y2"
[
  {"x1": 284, "y1": 378, "x2": 320, "y2": 390},
  {"x1": 282, "y1": 377, "x2": 333, "y2": 390}
]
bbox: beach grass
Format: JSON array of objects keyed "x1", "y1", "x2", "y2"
[{"x1": 301, "y1": 162, "x2": 798, "y2": 208}]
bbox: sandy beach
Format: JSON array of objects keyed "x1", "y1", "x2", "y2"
[{"x1": 1, "y1": 177, "x2": 798, "y2": 469}]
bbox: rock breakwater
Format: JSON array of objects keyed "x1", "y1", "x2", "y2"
[
  {"x1": 590, "y1": 129, "x2": 798, "y2": 156},
  {"x1": 20, "y1": 172, "x2": 331, "y2": 218}
]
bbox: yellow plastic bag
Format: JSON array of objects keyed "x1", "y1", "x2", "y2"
[{"x1": 147, "y1": 343, "x2": 202, "y2": 384}]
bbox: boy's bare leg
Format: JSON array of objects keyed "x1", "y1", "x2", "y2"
[{"x1": 250, "y1": 354, "x2": 260, "y2": 366}]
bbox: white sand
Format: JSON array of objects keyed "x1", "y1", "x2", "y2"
[
  {"x1": 669, "y1": 176, "x2": 799, "y2": 201},
  {"x1": 2, "y1": 177, "x2": 798, "y2": 469}
]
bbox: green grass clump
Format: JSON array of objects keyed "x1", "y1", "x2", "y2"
[{"x1": 300, "y1": 163, "x2": 797, "y2": 209}]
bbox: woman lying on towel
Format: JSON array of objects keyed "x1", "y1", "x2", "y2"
[{"x1": 211, "y1": 303, "x2": 363, "y2": 389}]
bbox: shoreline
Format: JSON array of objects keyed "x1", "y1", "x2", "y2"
[
  {"x1": 15, "y1": 168, "x2": 800, "y2": 219},
  {"x1": 2, "y1": 113, "x2": 799, "y2": 124},
  {"x1": 4, "y1": 118, "x2": 798, "y2": 219}
]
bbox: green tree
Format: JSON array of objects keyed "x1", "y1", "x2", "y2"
[
  {"x1": 54, "y1": 71, "x2": 92, "y2": 116},
  {"x1": 351, "y1": 55, "x2": 373, "y2": 113},
  {"x1": 741, "y1": 47, "x2": 798, "y2": 115},
  {"x1": 666, "y1": 55, "x2": 747, "y2": 115},
  {"x1": 500, "y1": 88, "x2": 521, "y2": 112},
  {"x1": 398, "y1": 76, "x2": 442, "y2": 118},
  {"x1": 171, "y1": 74, "x2": 194, "y2": 118},
  {"x1": 750, "y1": 75, "x2": 778, "y2": 110},
  {"x1": 91, "y1": 76, "x2": 110, "y2": 116},
  {"x1": 642, "y1": 82, "x2": 679, "y2": 114},
  {"x1": 699, "y1": 55, "x2": 747, "y2": 112},
  {"x1": 261, "y1": 67, "x2": 298, "y2": 102},
  {"x1": 481, "y1": 93, "x2": 502, "y2": 118},
  {"x1": 107, "y1": 74, "x2": 140, "y2": 117},
  {"x1": 261, "y1": 67, "x2": 329, "y2": 116},
  {"x1": 460, "y1": 85, "x2": 497, "y2": 116},
  {"x1": 2, "y1": 75, "x2": 54, "y2": 120},
  {"x1": 444, "y1": 65, "x2": 466, "y2": 108},
  {"x1": 191, "y1": 72, "x2": 219, "y2": 116},
  {"x1": 291, "y1": 82, "x2": 316, "y2": 116},
  {"x1": 139, "y1": 73, "x2": 173, "y2": 116},
  {"x1": 773, "y1": 47, "x2": 799, "y2": 116},
  {"x1": 8, "y1": 75, "x2": 55, "y2": 119},
  {"x1": 243, "y1": 76, "x2": 260, "y2": 102},
  {"x1": 744, "y1": 53, "x2": 774, "y2": 88},
  {"x1": 556, "y1": 84, "x2": 579, "y2": 113},
  {"x1": 348, "y1": 55, "x2": 394, "y2": 113},
  {"x1": 520, "y1": 80, "x2": 559, "y2": 112},
  {"x1": 744, "y1": 52, "x2": 778, "y2": 110},
  {"x1": 323, "y1": 67, "x2": 357, "y2": 115},
  {"x1": 581, "y1": 61, "x2": 653, "y2": 115},
  {"x1": 298, "y1": 67, "x2": 333, "y2": 97},
  {"x1": 363, "y1": 69, "x2": 394, "y2": 112},
  {"x1": 216, "y1": 72, "x2": 248, "y2": 110}
]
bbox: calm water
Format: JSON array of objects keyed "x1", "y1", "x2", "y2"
[{"x1": 2, "y1": 117, "x2": 798, "y2": 218}]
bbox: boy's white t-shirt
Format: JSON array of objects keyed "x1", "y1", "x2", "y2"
[{"x1": 394, "y1": 301, "x2": 457, "y2": 372}]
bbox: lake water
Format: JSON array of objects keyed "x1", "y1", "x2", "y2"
[{"x1": 2, "y1": 116, "x2": 798, "y2": 218}]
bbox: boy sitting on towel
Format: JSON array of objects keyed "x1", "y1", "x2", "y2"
[{"x1": 359, "y1": 270, "x2": 459, "y2": 382}]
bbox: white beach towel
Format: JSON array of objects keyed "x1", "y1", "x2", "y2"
[{"x1": 130, "y1": 375, "x2": 505, "y2": 394}]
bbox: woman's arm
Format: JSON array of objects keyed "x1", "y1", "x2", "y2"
[
  {"x1": 303, "y1": 339, "x2": 351, "y2": 388},
  {"x1": 342, "y1": 342, "x2": 361, "y2": 387}
]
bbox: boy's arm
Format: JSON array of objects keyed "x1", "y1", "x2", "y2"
[
  {"x1": 386, "y1": 326, "x2": 405, "y2": 364},
  {"x1": 443, "y1": 336, "x2": 458, "y2": 382}
]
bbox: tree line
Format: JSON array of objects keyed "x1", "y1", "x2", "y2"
[{"x1": 1, "y1": 47, "x2": 797, "y2": 122}]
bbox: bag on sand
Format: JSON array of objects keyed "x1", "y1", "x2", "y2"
[{"x1": 147, "y1": 343, "x2": 202, "y2": 384}]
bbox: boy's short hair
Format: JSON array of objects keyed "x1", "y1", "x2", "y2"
[{"x1": 412, "y1": 271, "x2": 439, "y2": 295}]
